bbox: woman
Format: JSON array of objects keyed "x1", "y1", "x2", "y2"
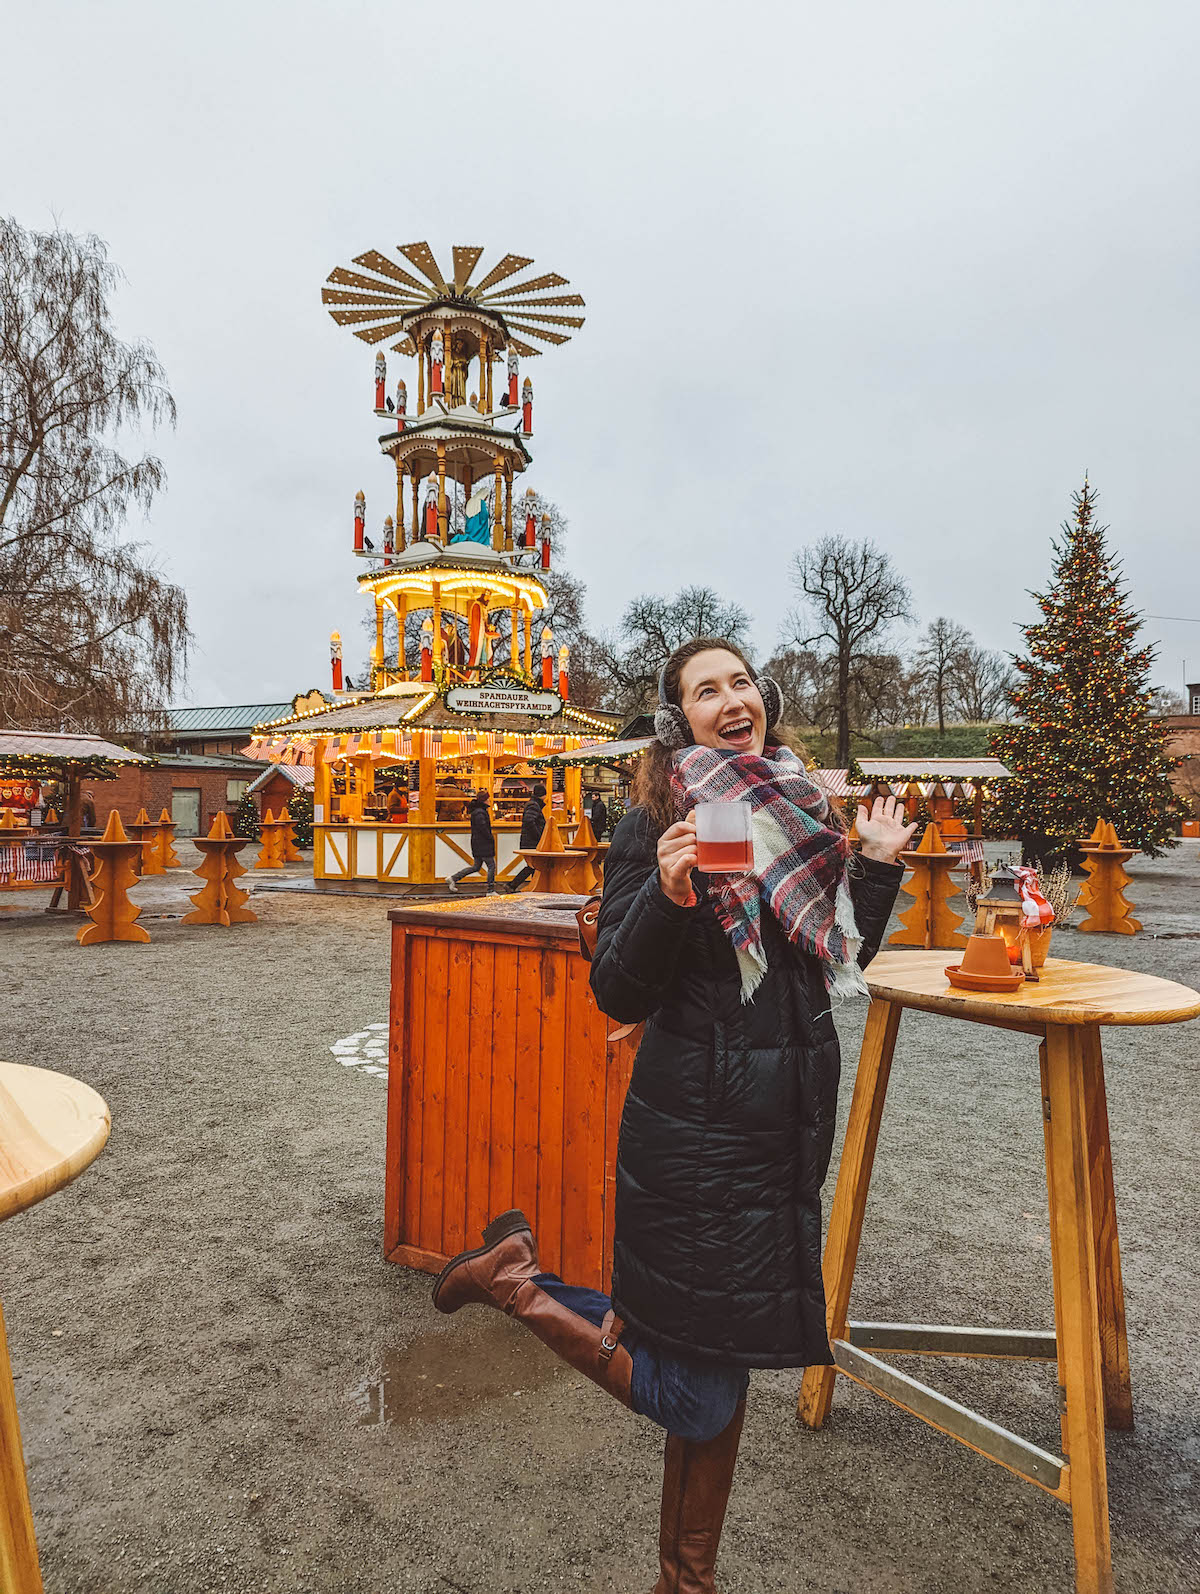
[
  {"x1": 446, "y1": 790, "x2": 497, "y2": 892},
  {"x1": 432, "y1": 638, "x2": 913, "y2": 1590}
]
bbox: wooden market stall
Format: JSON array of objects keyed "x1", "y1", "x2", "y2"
[
  {"x1": 246, "y1": 678, "x2": 615, "y2": 888},
  {"x1": 0, "y1": 731, "x2": 152, "y2": 908},
  {"x1": 855, "y1": 757, "x2": 1012, "y2": 839}
]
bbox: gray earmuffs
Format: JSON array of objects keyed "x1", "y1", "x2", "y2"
[{"x1": 654, "y1": 665, "x2": 784, "y2": 750}]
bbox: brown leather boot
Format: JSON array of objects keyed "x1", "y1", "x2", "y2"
[
  {"x1": 651, "y1": 1399, "x2": 746, "y2": 1593},
  {"x1": 432, "y1": 1209, "x2": 634, "y2": 1408}
]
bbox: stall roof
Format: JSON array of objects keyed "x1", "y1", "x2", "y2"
[
  {"x1": 531, "y1": 736, "x2": 655, "y2": 766},
  {"x1": 245, "y1": 763, "x2": 315, "y2": 794},
  {"x1": 855, "y1": 757, "x2": 1011, "y2": 780},
  {"x1": 253, "y1": 693, "x2": 616, "y2": 740},
  {"x1": 0, "y1": 730, "x2": 151, "y2": 767},
  {"x1": 808, "y1": 768, "x2": 871, "y2": 798}
]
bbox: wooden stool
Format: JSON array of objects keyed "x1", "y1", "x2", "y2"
[
  {"x1": 797, "y1": 951, "x2": 1200, "y2": 1594},
  {"x1": 0, "y1": 1061, "x2": 110, "y2": 1593}
]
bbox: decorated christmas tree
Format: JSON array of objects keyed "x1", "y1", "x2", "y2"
[
  {"x1": 231, "y1": 791, "x2": 261, "y2": 840},
  {"x1": 989, "y1": 480, "x2": 1181, "y2": 859}
]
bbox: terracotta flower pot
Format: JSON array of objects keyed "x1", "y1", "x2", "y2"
[
  {"x1": 1027, "y1": 926, "x2": 1053, "y2": 968},
  {"x1": 959, "y1": 934, "x2": 1013, "y2": 979}
]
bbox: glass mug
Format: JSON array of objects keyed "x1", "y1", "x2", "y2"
[{"x1": 694, "y1": 801, "x2": 754, "y2": 873}]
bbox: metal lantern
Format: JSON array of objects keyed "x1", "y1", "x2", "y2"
[{"x1": 974, "y1": 865, "x2": 1035, "y2": 980}]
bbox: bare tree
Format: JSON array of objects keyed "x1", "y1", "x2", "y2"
[
  {"x1": 782, "y1": 536, "x2": 912, "y2": 764},
  {"x1": 914, "y1": 617, "x2": 973, "y2": 734},
  {"x1": 948, "y1": 642, "x2": 1014, "y2": 722},
  {"x1": 1149, "y1": 685, "x2": 1187, "y2": 717},
  {"x1": 0, "y1": 218, "x2": 190, "y2": 731},
  {"x1": 584, "y1": 586, "x2": 753, "y2": 720}
]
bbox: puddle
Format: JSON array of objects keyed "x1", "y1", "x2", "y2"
[{"x1": 349, "y1": 1313, "x2": 560, "y2": 1427}]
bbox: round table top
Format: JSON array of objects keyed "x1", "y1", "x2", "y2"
[
  {"x1": 866, "y1": 950, "x2": 1200, "y2": 1029},
  {"x1": 0, "y1": 1062, "x2": 111, "y2": 1223}
]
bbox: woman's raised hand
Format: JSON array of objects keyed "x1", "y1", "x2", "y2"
[
  {"x1": 854, "y1": 795, "x2": 918, "y2": 864},
  {"x1": 657, "y1": 815, "x2": 698, "y2": 906}
]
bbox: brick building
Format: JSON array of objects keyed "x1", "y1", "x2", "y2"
[
  {"x1": 80, "y1": 751, "x2": 268, "y2": 837},
  {"x1": 93, "y1": 702, "x2": 301, "y2": 835},
  {"x1": 142, "y1": 703, "x2": 294, "y2": 758},
  {"x1": 1160, "y1": 680, "x2": 1200, "y2": 827}
]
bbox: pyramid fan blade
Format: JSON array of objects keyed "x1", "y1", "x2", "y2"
[
  {"x1": 452, "y1": 245, "x2": 485, "y2": 290},
  {"x1": 328, "y1": 267, "x2": 423, "y2": 298},
  {"x1": 482, "y1": 273, "x2": 569, "y2": 300},
  {"x1": 506, "y1": 338, "x2": 542, "y2": 358},
  {"x1": 473, "y1": 253, "x2": 533, "y2": 294},
  {"x1": 322, "y1": 288, "x2": 411, "y2": 308},
  {"x1": 399, "y1": 242, "x2": 447, "y2": 291},
  {"x1": 388, "y1": 339, "x2": 417, "y2": 356},
  {"x1": 329, "y1": 308, "x2": 411, "y2": 327},
  {"x1": 498, "y1": 312, "x2": 585, "y2": 329},
  {"x1": 496, "y1": 294, "x2": 586, "y2": 308},
  {"x1": 351, "y1": 321, "x2": 410, "y2": 343},
  {"x1": 506, "y1": 322, "x2": 571, "y2": 345},
  {"x1": 351, "y1": 251, "x2": 430, "y2": 294}
]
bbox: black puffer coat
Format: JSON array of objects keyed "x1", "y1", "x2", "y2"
[
  {"x1": 468, "y1": 798, "x2": 495, "y2": 859},
  {"x1": 519, "y1": 796, "x2": 546, "y2": 849},
  {"x1": 590, "y1": 806, "x2": 903, "y2": 1368}
]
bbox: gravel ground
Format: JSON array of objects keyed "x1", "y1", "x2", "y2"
[{"x1": 1, "y1": 845, "x2": 1198, "y2": 1594}]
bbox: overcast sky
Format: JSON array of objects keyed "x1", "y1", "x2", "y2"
[{"x1": 7, "y1": 0, "x2": 1200, "y2": 706}]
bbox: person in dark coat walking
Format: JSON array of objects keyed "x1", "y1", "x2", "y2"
[
  {"x1": 446, "y1": 790, "x2": 498, "y2": 892},
  {"x1": 505, "y1": 789, "x2": 546, "y2": 892},
  {"x1": 431, "y1": 638, "x2": 911, "y2": 1590},
  {"x1": 589, "y1": 792, "x2": 608, "y2": 837}
]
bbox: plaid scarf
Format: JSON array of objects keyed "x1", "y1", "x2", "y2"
[{"x1": 671, "y1": 744, "x2": 868, "y2": 1004}]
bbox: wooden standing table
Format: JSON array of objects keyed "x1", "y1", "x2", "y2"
[
  {"x1": 0, "y1": 1062, "x2": 110, "y2": 1594},
  {"x1": 798, "y1": 952, "x2": 1200, "y2": 1594}
]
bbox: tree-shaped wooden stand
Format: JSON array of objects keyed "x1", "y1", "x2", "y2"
[
  {"x1": 1077, "y1": 819, "x2": 1141, "y2": 935},
  {"x1": 280, "y1": 814, "x2": 302, "y2": 863},
  {"x1": 254, "y1": 808, "x2": 288, "y2": 869},
  {"x1": 182, "y1": 812, "x2": 257, "y2": 926},
  {"x1": 515, "y1": 812, "x2": 591, "y2": 894},
  {"x1": 155, "y1": 808, "x2": 182, "y2": 869},
  {"x1": 77, "y1": 811, "x2": 150, "y2": 946},
  {"x1": 567, "y1": 810, "x2": 605, "y2": 891},
  {"x1": 887, "y1": 822, "x2": 969, "y2": 950},
  {"x1": 128, "y1": 807, "x2": 164, "y2": 876}
]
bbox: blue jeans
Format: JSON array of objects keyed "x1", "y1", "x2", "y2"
[
  {"x1": 534, "y1": 1273, "x2": 748, "y2": 1442},
  {"x1": 451, "y1": 854, "x2": 496, "y2": 886}
]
